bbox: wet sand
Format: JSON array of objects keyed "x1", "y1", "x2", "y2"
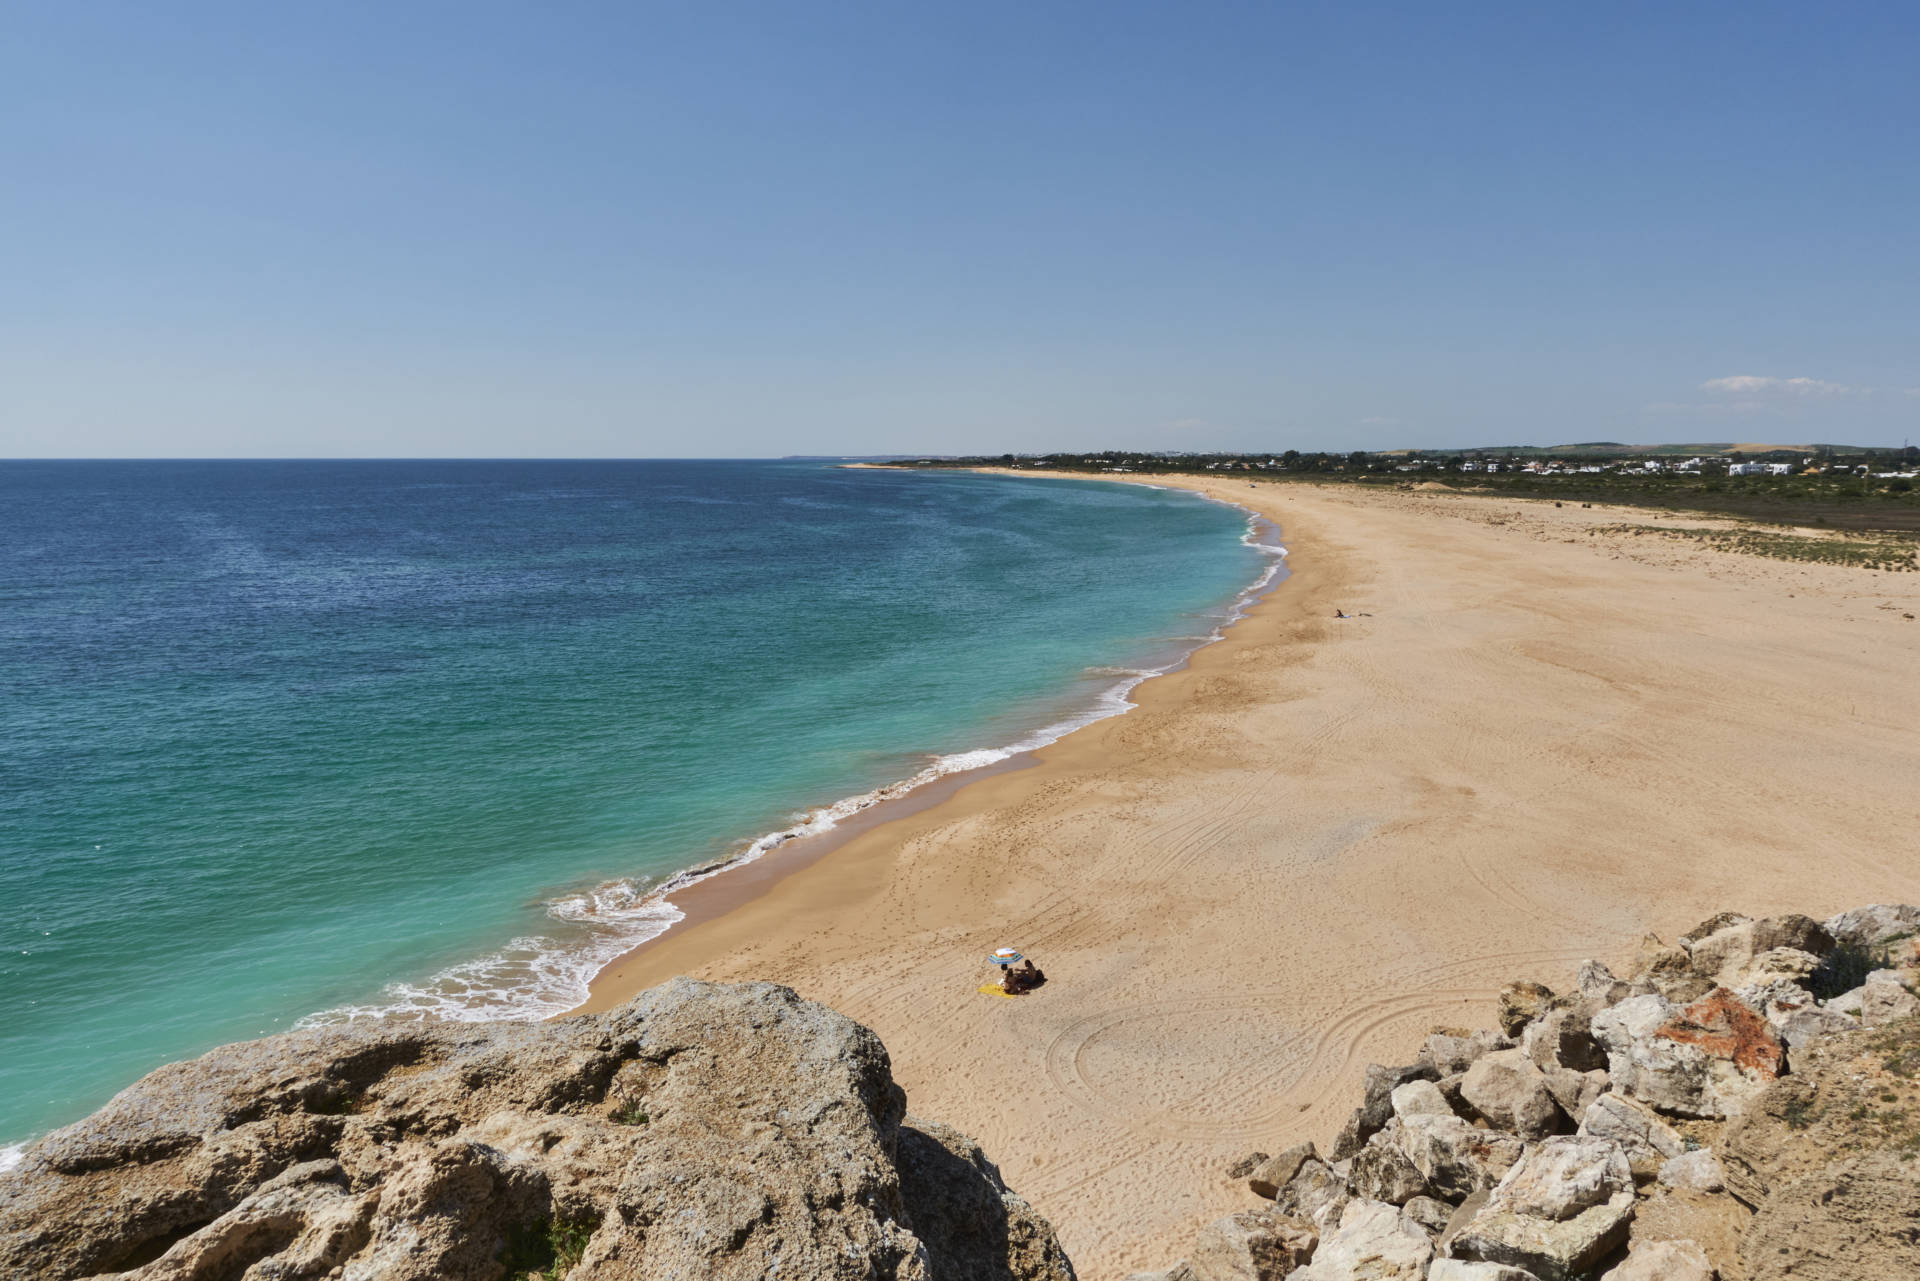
[{"x1": 578, "y1": 472, "x2": 1920, "y2": 1277}]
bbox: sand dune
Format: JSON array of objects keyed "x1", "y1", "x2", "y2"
[{"x1": 580, "y1": 474, "x2": 1920, "y2": 1277}]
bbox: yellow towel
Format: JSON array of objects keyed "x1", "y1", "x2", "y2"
[{"x1": 977, "y1": 984, "x2": 1019, "y2": 999}]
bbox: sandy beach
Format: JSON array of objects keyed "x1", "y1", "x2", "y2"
[{"x1": 578, "y1": 472, "x2": 1920, "y2": 1278}]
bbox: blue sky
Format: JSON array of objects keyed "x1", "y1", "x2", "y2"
[{"x1": 4, "y1": 2, "x2": 1916, "y2": 456}]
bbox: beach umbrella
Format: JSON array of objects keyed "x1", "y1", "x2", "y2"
[{"x1": 990, "y1": 948, "x2": 1023, "y2": 966}]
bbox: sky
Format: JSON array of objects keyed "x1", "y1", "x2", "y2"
[{"x1": 3, "y1": 1, "x2": 1917, "y2": 457}]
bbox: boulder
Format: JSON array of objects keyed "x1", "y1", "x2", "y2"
[
  {"x1": 1330, "y1": 1064, "x2": 1437, "y2": 1161},
  {"x1": 1577, "y1": 1094, "x2": 1686, "y2": 1173},
  {"x1": 1574, "y1": 961, "x2": 1633, "y2": 1007},
  {"x1": 1392, "y1": 1114, "x2": 1524, "y2": 1202},
  {"x1": 1685, "y1": 916, "x2": 1834, "y2": 987},
  {"x1": 1628, "y1": 934, "x2": 1691, "y2": 984},
  {"x1": 1420, "y1": 1030, "x2": 1513, "y2": 1077},
  {"x1": 0, "y1": 979, "x2": 1076, "y2": 1281},
  {"x1": 1658, "y1": 1150, "x2": 1726, "y2": 1193},
  {"x1": 1188, "y1": 1208, "x2": 1316, "y2": 1281},
  {"x1": 1601, "y1": 1238, "x2": 1715, "y2": 1280},
  {"x1": 1402, "y1": 1195, "x2": 1452, "y2": 1235},
  {"x1": 1228, "y1": 1152, "x2": 1271, "y2": 1180},
  {"x1": 1745, "y1": 947, "x2": 1822, "y2": 984},
  {"x1": 1283, "y1": 1199, "x2": 1432, "y2": 1280},
  {"x1": 1261, "y1": 1155, "x2": 1350, "y2": 1232},
  {"x1": 1521, "y1": 1009, "x2": 1606, "y2": 1074},
  {"x1": 1389, "y1": 1079, "x2": 1453, "y2": 1121},
  {"x1": 1429, "y1": 1263, "x2": 1544, "y2": 1281},
  {"x1": 1857, "y1": 971, "x2": 1920, "y2": 1028},
  {"x1": 1823, "y1": 903, "x2": 1920, "y2": 949},
  {"x1": 1248, "y1": 1143, "x2": 1320, "y2": 1200},
  {"x1": 1460, "y1": 1051, "x2": 1563, "y2": 1140},
  {"x1": 1539, "y1": 1068, "x2": 1608, "y2": 1123},
  {"x1": 1349, "y1": 1124, "x2": 1428, "y2": 1205},
  {"x1": 1449, "y1": 1138, "x2": 1635, "y2": 1281},
  {"x1": 1496, "y1": 982, "x2": 1556, "y2": 1038},
  {"x1": 1591, "y1": 989, "x2": 1784, "y2": 1119}
]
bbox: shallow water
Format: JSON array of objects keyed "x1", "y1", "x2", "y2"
[{"x1": 0, "y1": 460, "x2": 1272, "y2": 1145}]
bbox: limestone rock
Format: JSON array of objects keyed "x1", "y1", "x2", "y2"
[
  {"x1": 1188, "y1": 1207, "x2": 1316, "y2": 1281},
  {"x1": 1684, "y1": 916, "x2": 1834, "y2": 987},
  {"x1": 1419, "y1": 1030, "x2": 1513, "y2": 1078},
  {"x1": 1391, "y1": 1114, "x2": 1524, "y2": 1202},
  {"x1": 1496, "y1": 982, "x2": 1555, "y2": 1038},
  {"x1": 1402, "y1": 1195, "x2": 1452, "y2": 1235},
  {"x1": 1460, "y1": 1050, "x2": 1563, "y2": 1140},
  {"x1": 1261, "y1": 1154, "x2": 1350, "y2": 1232},
  {"x1": 1823, "y1": 903, "x2": 1920, "y2": 949},
  {"x1": 1746, "y1": 947, "x2": 1821, "y2": 984},
  {"x1": 1521, "y1": 1009, "x2": 1606, "y2": 1074},
  {"x1": 1658, "y1": 1149, "x2": 1726, "y2": 1193},
  {"x1": 1429, "y1": 1262, "x2": 1544, "y2": 1281},
  {"x1": 1228, "y1": 1152, "x2": 1271, "y2": 1180},
  {"x1": 1349, "y1": 1124, "x2": 1428, "y2": 1205},
  {"x1": 1539, "y1": 1068, "x2": 1608, "y2": 1123},
  {"x1": 1857, "y1": 970, "x2": 1920, "y2": 1027},
  {"x1": 1577, "y1": 1093, "x2": 1685, "y2": 1172},
  {"x1": 1628, "y1": 934, "x2": 1691, "y2": 984},
  {"x1": 1601, "y1": 1237, "x2": 1715, "y2": 1280},
  {"x1": 1390, "y1": 1079, "x2": 1453, "y2": 1121},
  {"x1": 1590, "y1": 988, "x2": 1784, "y2": 1119},
  {"x1": 1449, "y1": 1138, "x2": 1635, "y2": 1281},
  {"x1": 0, "y1": 979, "x2": 1075, "y2": 1281},
  {"x1": 1284, "y1": 1199, "x2": 1432, "y2": 1280},
  {"x1": 1248, "y1": 1143, "x2": 1319, "y2": 1200},
  {"x1": 1330, "y1": 1064, "x2": 1437, "y2": 1162},
  {"x1": 1574, "y1": 961, "x2": 1632, "y2": 1007}
]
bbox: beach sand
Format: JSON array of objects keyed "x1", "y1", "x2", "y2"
[{"x1": 579, "y1": 473, "x2": 1920, "y2": 1277}]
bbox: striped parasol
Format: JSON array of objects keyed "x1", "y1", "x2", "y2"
[{"x1": 990, "y1": 948, "x2": 1023, "y2": 966}]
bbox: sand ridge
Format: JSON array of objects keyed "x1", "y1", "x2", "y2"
[{"x1": 580, "y1": 474, "x2": 1920, "y2": 1277}]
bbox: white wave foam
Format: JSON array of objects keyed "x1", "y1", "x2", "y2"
[
  {"x1": 301, "y1": 483, "x2": 1289, "y2": 1031},
  {"x1": 0, "y1": 1144, "x2": 23, "y2": 1175}
]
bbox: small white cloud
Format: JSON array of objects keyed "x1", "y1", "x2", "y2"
[{"x1": 1701, "y1": 375, "x2": 1859, "y2": 397}]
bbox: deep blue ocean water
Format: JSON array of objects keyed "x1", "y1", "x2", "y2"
[{"x1": 0, "y1": 460, "x2": 1276, "y2": 1151}]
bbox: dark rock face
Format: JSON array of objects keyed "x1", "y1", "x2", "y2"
[{"x1": 0, "y1": 979, "x2": 1075, "y2": 1281}]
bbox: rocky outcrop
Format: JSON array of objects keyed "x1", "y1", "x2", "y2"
[
  {"x1": 1138, "y1": 904, "x2": 1920, "y2": 1281},
  {"x1": 0, "y1": 979, "x2": 1074, "y2": 1281}
]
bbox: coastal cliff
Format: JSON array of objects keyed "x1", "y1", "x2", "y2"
[
  {"x1": 1125, "y1": 905, "x2": 1920, "y2": 1281},
  {"x1": 0, "y1": 979, "x2": 1075, "y2": 1281}
]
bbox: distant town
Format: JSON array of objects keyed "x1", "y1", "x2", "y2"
[{"x1": 877, "y1": 443, "x2": 1920, "y2": 532}]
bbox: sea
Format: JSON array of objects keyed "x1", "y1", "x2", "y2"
[{"x1": 0, "y1": 460, "x2": 1282, "y2": 1157}]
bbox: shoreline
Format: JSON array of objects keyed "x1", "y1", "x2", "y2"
[
  {"x1": 571, "y1": 471, "x2": 1920, "y2": 1276},
  {"x1": 574, "y1": 471, "x2": 1287, "y2": 1010}
]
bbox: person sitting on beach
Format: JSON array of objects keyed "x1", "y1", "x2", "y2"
[
  {"x1": 1334, "y1": 608, "x2": 1346, "y2": 619},
  {"x1": 1016, "y1": 958, "x2": 1044, "y2": 989},
  {"x1": 1001, "y1": 967, "x2": 1025, "y2": 994}
]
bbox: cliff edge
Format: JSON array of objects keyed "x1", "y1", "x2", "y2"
[{"x1": 0, "y1": 978, "x2": 1076, "y2": 1281}]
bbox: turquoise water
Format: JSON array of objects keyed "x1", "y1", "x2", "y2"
[{"x1": 0, "y1": 460, "x2": 1277, "y2": 1149}]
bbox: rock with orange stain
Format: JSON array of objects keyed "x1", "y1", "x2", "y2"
[{"x1": 1591, "y1": 988, "x2": 1785, "y2": 1119}]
